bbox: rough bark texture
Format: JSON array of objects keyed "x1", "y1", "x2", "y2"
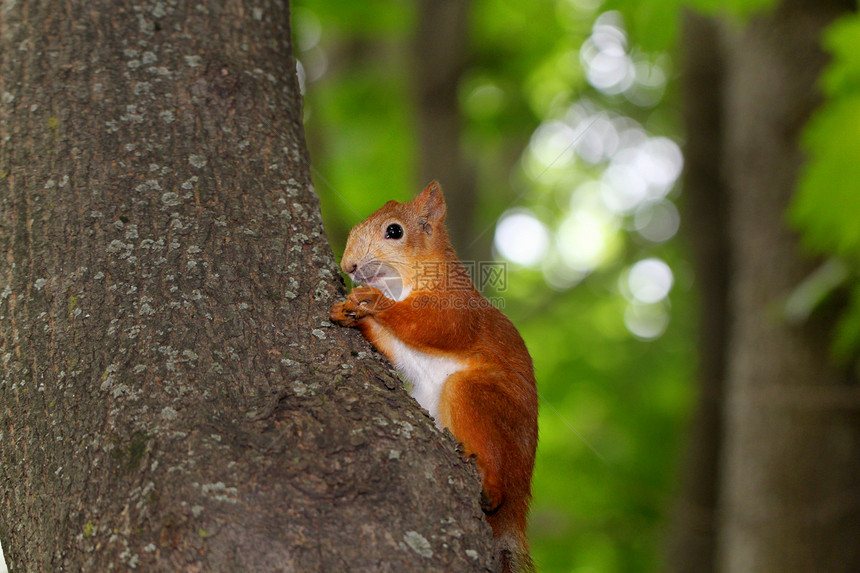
[
  {"x1": 718, "y1": 1, "x2": 860, "y2": 571},
  {"x1": 0, "y1": 1, "x2": 493, "y2": 571},
  {"x1": 667, "y1": 10, "x2": 729, "y2": 573}
]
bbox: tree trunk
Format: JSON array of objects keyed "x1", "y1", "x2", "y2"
[
  {"x1": 412, "y1": 0, "x2": 480, "y2": 261},
  {"x1": 0, "y1": 2, "x2": 493, "y2": 571},
  {"x1": 718, "y1": 0, "x2": 860, "y2": 571},
  {"x1": 666, "y1": 10, "x2": 730, "y2": 573}
]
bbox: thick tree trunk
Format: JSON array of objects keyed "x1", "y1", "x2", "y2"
[
  {"x1": 718, "y1": 1, "x2": 860, "y2": 571},
  {"x1": 667, "y1": 10, "x2": 729, "y2": 573},
  {"x1": 0, "y1": 2, "x2": 493, "y2": 571}
]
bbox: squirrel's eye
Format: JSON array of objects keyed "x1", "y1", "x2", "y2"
[{"x1": 385, "y1": 223, "x2": 404, "y2": 240}]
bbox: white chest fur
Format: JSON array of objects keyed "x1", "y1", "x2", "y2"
[{"x1": 384, "y1": 336, "x2": 465, "y2": 425}]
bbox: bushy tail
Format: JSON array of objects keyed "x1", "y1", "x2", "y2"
[
  {"x1": 486, "y1": 486, "x2": 534, "y2": 572},
  {"x1": 494, "y1": 533, "x2": 535, "y2": 573}
]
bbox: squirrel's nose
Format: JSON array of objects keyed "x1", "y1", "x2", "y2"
[{"x1": 345, "y1": 262, "x2": 358, "y2": 274}]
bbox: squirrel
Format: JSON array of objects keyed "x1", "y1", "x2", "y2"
[{"x1": 329, "y1": 182, "x2": 538, "y2": 573}]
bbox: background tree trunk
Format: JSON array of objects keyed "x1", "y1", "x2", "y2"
[
  {"x1": 670, "y1": 1, "x2": 860, "y2": 573},
  {"x1": 666, "y1": 10, "x2": 729, "y2": 573},
  {"x1": 674, "y1": 1, "x2": 860, "y2": 571},
  {"x1": 0, "y1": 1, "x2": 493, "y2": 571},
  {"x1": 412, "y1": 0, "x2": 480, "y2": 261},
  {"x1": 716, "y1": 0, "x2": 859, "y2": 570}
]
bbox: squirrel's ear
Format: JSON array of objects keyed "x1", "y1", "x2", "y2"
[{"x1": 416, "y1": 181, "x2": 446, "y2": 227}]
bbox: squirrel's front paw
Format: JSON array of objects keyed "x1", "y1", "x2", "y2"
[
  {"x1": 346, "y1": 285, "x2": 396, "y2": 314},
  {"x1": 329, "y1": 300, "x2": 360, "y2": 327},
  {"x1": 329, "y1": 286, "x2": 392, "y2": 327}
]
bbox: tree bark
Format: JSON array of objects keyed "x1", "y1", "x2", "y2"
[
  {"x1": 0, "y1": 1, "x2": 493, "y2": 571},
  {"x1": 666, "y1": 10, "x2": 729, "y2": 573},
  {"x1": 718, "y1": 0, "x2": 860, "y2": 571}
]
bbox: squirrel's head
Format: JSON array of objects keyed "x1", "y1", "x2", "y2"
[{"x1": 340, "y1": 181, "x2": 450, "y2": 301}]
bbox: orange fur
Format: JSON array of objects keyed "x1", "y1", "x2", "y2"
[{"x1": 330, "y1": 182, "x2": 538, "y2": 572}]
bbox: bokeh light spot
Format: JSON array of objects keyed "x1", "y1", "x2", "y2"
[
  {"x1": 495, "y1": 210, "x2": 551, "y2": 267},
  {"x1": 624, "y1": 302, "x2": 669, "y2": 339},
  {"x1": 634, "y1": 200, "x2": 680, "y2": 243},
  {"x1": 628, "y1": 258, "x2": 673, "y2": 303},
  {"x1": 557, "y1": 206, "x2": 619, "y2": 272}
]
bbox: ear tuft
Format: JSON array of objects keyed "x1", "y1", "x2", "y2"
[{"x1": 416, "y1": 181, "x2": 446, "y2": 228}]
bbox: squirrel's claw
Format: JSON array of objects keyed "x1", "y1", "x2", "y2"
[
  {"x1": 329, "y1": 300, "x2": 360, "y2": 327},
  {"x1": 330, "y1": 286, "x2": 392, "y2": 327}
]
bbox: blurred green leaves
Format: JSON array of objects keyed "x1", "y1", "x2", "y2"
[
  {"x1": 520, "y1": 284, "x2": 694, "y2": 572},
  {"x1": 605, "y1": 0, "x2": 778, "y2": 52},
  {"x1": 794, "y1": 97, "x2": 860, "y2": 257},
  {"x1": 792, "y1": 12, "x2": 860, "y2": 361},
  {"x1": 295, "y1": 1, "x2": 694, "y2": 571},
  {"x1": 794, "y1": 14, "x2": 860, "y2": 259},
  {"x1": 294, "y1": 0, "x2": 417, "y2": 252},
  {"x1": 297, "y1": 0, "x2": 860, "y2": 568}
]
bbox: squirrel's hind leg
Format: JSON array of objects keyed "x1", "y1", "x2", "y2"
[{"x1": 438, "y1": 368, "x2": 531, "y2": 519}]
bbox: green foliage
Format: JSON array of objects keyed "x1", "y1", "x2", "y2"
[
  {"x1": 295, "y1": 0, "x2": 413, "y2": 37},
  {"x1": 296, "y1": 0, "x2": 696, "y2": 570},
  {"x1": 294, "y1": 0, "x2": 417, "y2": 251},
  {"x1": 511, "y1": 266, "x2": 694, "y2": 572},
  {"x1": 793, "y1": 15, "x2": 860, "y2": 260},
  {"x1": 790, "y1": 12, "x2": 860, "y2": 361},
  {"x1": 820, "y1": 14, "x2": 860, "y2": 96},
  {"x1": 471, "y1": 0, "x2": 589, "y2": 120},
  {"x1": 793, "y1": 96, "x2": 860, "y2": 257},
  {"x1": 604, "y1": 0, "x2": 682, "y2": 52},
  {"x1": 689, "y1": 0, "x2": 777, "y2": 18},
  {"x1": 605, "y1": 0, "x2": 777, "y2": 52}
]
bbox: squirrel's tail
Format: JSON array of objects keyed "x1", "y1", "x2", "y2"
[
  {"x1": 489, "y1": 502, "x2": 534, "y2": 573},
  {"x1": 494, "y1": 535, "x2": 535, "y2": 573}
]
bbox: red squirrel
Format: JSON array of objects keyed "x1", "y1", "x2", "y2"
[{"x1": 329, "y1": 182, "x2": 538, "y2": 572}]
